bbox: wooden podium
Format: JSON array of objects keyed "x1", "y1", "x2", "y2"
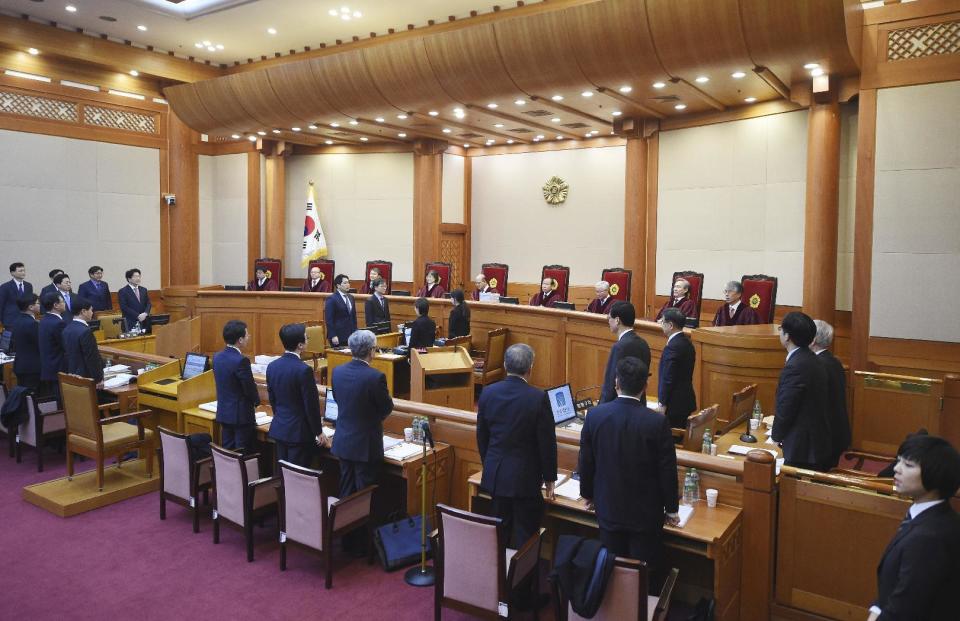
[
  {"x1": 154, "y1": 317, "x2": 201, "y2": 358},
  {"x1": 137, "y1": 361, "x2": 216, "y2": 434},
  {"x1": 410, "y1": 346, "x2": 474, "y2": 410}
]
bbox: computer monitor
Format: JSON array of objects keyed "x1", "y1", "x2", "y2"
[
  {"x1": 181, "y1": 352, "x2": 209, "y2": 380},
  {"x1": 0, "y1": 329, "x2": 12, "y2": 354},
  {"x1": 324, "y1": 387, "x2": 338, "y2": 422},
  {"x1": 224, "y1": 285, "x2": 246, "y2": 291},
  {"x1": 554, "y1": 301, "x2": 575, "y2": 311},
  {"x1": 150, "y1": 313, "x2": 170, "y2": 326},
  {"x1": 546, "y1": 384, "x2": 577, "y2": 426},
  {"x1": 392, "y1": 290, "x2": 411, "y2": 297},
  {"x1": 366, "y1": 321, "x2": 391, "y2": 335},
  {"x1": 499, "y1": 297, "x2": 519, "y2": 305},
  {"x1": 283, "y1": 286, "x2": 301, "y2": 292}
]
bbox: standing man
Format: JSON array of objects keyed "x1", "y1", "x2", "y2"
[
  {"x1": 578, "y1": 356, "x2": 679, "y2": 578},
  {"x1": 529, "y1": 277, "x2": 560, "y2": 308},
  {"x1": 477, "y1": 343, "x2": 557, "y2": 548},
  {"x1": 771, "y1": 312, "x2": 832, "y2": 471},
  {"x1": 600, "y1": 301, "x2": 651, "y2": 404},
  {"x1": 812, "y1": 320, "x2": 851, "y2": 468},
  {"x1": 267, "y1": 324, "x2": 323, "y2": 467},
  {"x1": 0, "y1": 262, "x2": 32, "y2": 327},
  {"x1": 11, "y1": 294, "x2": 41, "y2": 391},
  {"x1": 301, "y1": 266, "x2": 331, "y2": 293},
  {"x1": 78, "y1": 266, "x2": 112, "y2": 311},
  {"x1": 870, "y1": 435, "x2": 960, "y2": 620},
  {"x1": 712, "y1": 281, "x2": 760, "y2": 326},
  {"x1": 213, "y1": 320, "x2": 261, "y2": 453},
  {"x1": 586, "y1": 281, "x2": 615, "y2": 315},
  {"x1": 54, "y1": 273, "x2": 75, "y2": 322},
  {"x1": 62, "y1": 298, "x2": 104, "y2": 384},
  {"x1": 656, "y1": 308, "x2": 698, "y2": 428},
  {"x1": 38, "y1": 292, "x2": 67, "y2": 400},
  {"x1": 40, "y1": 269, "x2": 63, "y2": 299},
  {"x1": 324, "y1": 274, "x2": 357, "y2": 347},
  {"x1": 117, "y1": 268, "x2": 151, "y2": 333},
  {"x1": 364, "y1": 278, "x2": 391, "y2": 326}
]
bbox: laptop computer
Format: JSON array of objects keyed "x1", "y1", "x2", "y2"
[
  {"x1": 154, "y1": 352, "x2": 209, "y2": 385},
  {"x1": 0, "y1": 329, "x2": 12, "y2": 355},
  {"x1": 323, "y1": 386, "x2": 338, "y2": 423},
  {"x1": 547, "y1": 383, "x2": 582, "y2": 430}
]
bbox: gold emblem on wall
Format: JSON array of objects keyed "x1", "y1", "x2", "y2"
[{"x1": 542, "y1": 176, "x2": 569, "y2": 205}]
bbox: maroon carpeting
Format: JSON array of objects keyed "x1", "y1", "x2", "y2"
[{"x1": 0, "y1": 445, "x2": 552, "y2": 620}]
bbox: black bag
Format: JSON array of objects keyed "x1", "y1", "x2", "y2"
[
  {"x1": 373, "y1": 514, "x2": 432, "y2": 571},
  {"x1": 551, "y1": 535, "x2": 616, "y2": 619}
]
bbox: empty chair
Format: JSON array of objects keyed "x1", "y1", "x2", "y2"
[
  {"x1": 557, "y1": 559, "x2": 678, "y2": 621},
  {"x1": 434, "y1": 503, "x2": 544, "y2": 620},
  {"x1": 158, "y1": 427, "x2": 213, "y2": 533},
  {"x1": 720, "y1": 384, "x2": 758, "y2": 435},
  {"x1": 277, "y1": 460, "x2": 377, "y2": 588},
  {"x1": 473, "y1": 328, "x2": 508, "y2": 389},
  {"x1": 677, "y1": 404, "x2": 719, "y2": 452},
  {"x1": 14, "y1": 392, "x2": 65, "y2": 472},
  {"x1": 210, "y1": 444, "x2": 278, "y2": 561}
]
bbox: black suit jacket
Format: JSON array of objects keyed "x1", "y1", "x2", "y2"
[
  {"x1": 62, "y1": 320, "x2": 103, "y2": 383},
  {"x1": 658, "y1": 333, "x2": 697, "y2": 428},
  {"x1": 78, "y1": 279, "x2": 112, "y2": 311},
  {"x1": 408, "y1": 315, "x2": 436, "y2": 349},
  {"x1": 448, "y1": 304, "x2": 470, "y2": 339},
  {"x1": 58, "y1": 291, "x2": 76, "y2": 322},
  {"x1": 772, "y1": 347, "x2": 832, "y2": 469},
  {"x1": 324, "y1": 292, "x2": 357, "y2": 346},
  {"x1": 477, "y1": 376, "x2": 558, "y2": 498},
  {"x1": 38, "y1": 313, "x2": 66, "y2": 382},
  {"x1": 600, "y1": 331, "x2": 651, "y2": 403},
  {"x1": 331, "y1": 360, "x2": 393, "y2": 463},
  {"x1": 117, "y1": 285, "x2": 151, "y2": 331},
  {"x1": 874, "y1": 501, "x2": 960, "y2": 620},
  {"x1": 578, "y1": 397, "x2": 679, "y2": 531},
  {"x1": 0, "y1": 279, "x2": 33, "y2": 326},
  {"x1": 11, "y1": 312, "x2": 40, "y2": 376},
  {"x1": 213, "y1": 346, "x2": 260, "y2": 427},
  {"x1": 817, "y1": 350, "x2": 851, "y2": 467},
  {"x1": 364, "y1": 294, "x2": 391, "y2": 326},
  {"x1": 267, "y1": 352, "x2": 322, "y2": 445}
]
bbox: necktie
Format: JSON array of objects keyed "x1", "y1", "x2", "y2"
[
  {"x1": 898, "y1": 510, "x2": 912, "y2": 531},
  {"x1": 730, "y1": 306, "x2": 735, "y2": 319},
  {"x1": 134, "y1": 287, "x2": 140, "y2": 302},
  {"x1": 17, "y1": 282, "x2": 23, "y2": 296},
  {"x1": 64, "y1": 295, "x2": 71, "y2": 311},
  {"x1": 343, "y1": 294, "x2": 351, "y2": 312}
]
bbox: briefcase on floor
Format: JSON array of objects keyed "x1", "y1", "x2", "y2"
[{"x1": 374, "y1": 514, "x2": 432, "y2": 571}]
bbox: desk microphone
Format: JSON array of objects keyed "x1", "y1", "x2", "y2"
[{"x1": 422, "y1": 420, "x2": 435, "y2": 449}]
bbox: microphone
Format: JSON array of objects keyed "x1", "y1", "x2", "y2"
[{"x1": 422, "y1": 420, "x2": 435, "y2": 450}]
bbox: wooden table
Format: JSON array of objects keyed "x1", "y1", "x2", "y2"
[
  {"x1": 325, "y1": 347, "x2": 410, "y2": 397},
  {"x1": 713, "y1": 419, "x2": 782, "y2": 463},
  {"x1": 100, "y1": 334, "x2": 157, "y2": 354}
]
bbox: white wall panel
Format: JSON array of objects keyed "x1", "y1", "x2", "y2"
[{"x1": 441, "y1": 153, "x2": 465, "y2": 224}]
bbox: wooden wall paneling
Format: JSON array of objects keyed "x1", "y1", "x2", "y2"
[
  {"x1": 851, "y1": 89, "x2": 877, "y2": 371},
  {"x1": 160, "y1": 139, "x2": 171, "y2": 290},
  {"x1": 438, "y1": 225, "x2": 467, "y2": 291},
  {"x1": 659, "y1": 99, "x2": 805, "y2": 132},
  {"x1": 463, "y1": 156, "x2": 473, "y2": 286},
  {"x1": 413, "y1": 140, "x2": 445, "y2": 276},
  {"x1": 868, "y1": 338, "x2": 960, "y2": 377},
  {"x1": 624, "y1": 136, "x2": 648, "y2": 311},
  {"x1": 0, "y1": 49, "x2": 167, "y2": 99},
  {"x1": 862, "y1": 9, "x2": 960, "y2": 89},
  {"x1": 166, "y1": 111, "x2": 200, "y2": 286},
  {"x1": 264, "y1": 150, "x2": 286, "y2": 262},
  {"x1": 851, "y1": 372, "x2": 945, "y2": 455},
  {"x1": 247, "y1": 152, "x2": 262, "y2": 281},
  {"x1": 643, "y1": 134, "x2": 659, "y2": 319},
  {"x1": 564, "y1": 318, "x2": 616, "y2": 399},
  {"x1": 262, "y1": 63, "x2": 340, "y2": 124}
]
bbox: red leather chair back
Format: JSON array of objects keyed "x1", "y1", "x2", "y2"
[
  {"x1": 481, "y1": 263, "x2": 509, "y2": 295},
  {"x1": 365, "y1": 260, "x2": 393, "y2": 294},
  {"x1": 307, "y1": 259, "x2": 335, "y2": 285},
  {"x1": 741, "y1": 274, "x2": 778, "y2": 323},
  {"x1": 425, "y1": 262, "x2": 453, "y2": 291},
  {"x1": 601, "y1": 268, "x2": 632, "y2": 302},
  {"x1": 673, "y1": 270, "x2": 704, "y2": 320},
  {"x1": 254, "y1": 257, "x2": 282, "y2": 290},
  {"x1": 541, "y1": 265, "x2": 571, "y2": 302}
]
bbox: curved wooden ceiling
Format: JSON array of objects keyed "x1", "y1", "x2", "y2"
[{"x1": 165, "y1": 0, "x2": 861, "y2": 146}]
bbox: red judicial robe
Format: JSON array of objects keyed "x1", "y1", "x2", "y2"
[
  {"x1": 247, "y1": 278, "x2": 278, "y2": 292},
  {"x1": 530, "y1": 290, "x2": 560, "y2": 308},
  {"x1": 359, "y1": 281, "x2": 374, "y2": 294},
  {"x1": 472, "y1": 286, "x2": 499, "y2": 301},
  {"x1": 655, "y1": 296, "x2": 696, "y2": 320},
  {"x1": 301, "y1": 278, "x2": 331, "y2": 293},
  {"x1": 586, "y1": 295, "x2": 615, "y2": 314},
  {"x1": 416, "y1": 283, "x2": 447, "y2": 299},
  {"x1": 712, "y1": 302, "x2": 761, "y2": 326}
]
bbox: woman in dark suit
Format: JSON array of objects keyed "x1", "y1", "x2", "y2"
[
  {"x1": 448, "y1": 288, "x2": 470, "y2": 339},
  {"x1": 407, "y1": 297, "x2": 436, "y2": 349}
]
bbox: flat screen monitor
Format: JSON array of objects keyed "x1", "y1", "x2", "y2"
[
  {"x1": 546, "y1": 384, "x2": 577, "y2": 426},
  {"x1": 224, "y1": 285, "x2": 246, "y2": 291},
  {"x1": 365, "y1": 321, "x2": 391, "y2": 335},
  {"x1": 554, "y1": 302, "x2": 575, "y2": 311},
  {"x1": 283, "y1": 286, "x2": 301, "y2": 292},
  {"x1": 0, "y1": 329, "x2": 12, "y2": 354},
  {"x1": 181, "y1": 352, "x2": 209, "y2": 380},
  {"x1": 150, "y1": 313, "x2": 170, "y2": 326},
  {"x1": 324, "y1": 387, "x2": 338, "y2": 422},
  {"x1": 499, "y1": 297, "x2": 519, "y2": 305}
]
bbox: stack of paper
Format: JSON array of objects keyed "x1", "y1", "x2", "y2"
[
  {"x1": 254, "y1": 411, "x2": 272, "y2": 426},
  {"x1": 198, "y1": 401, "x2": 218, "y2": 413},
  {"x1": 103, "y1": 364, "x2": 131, "y2": 374},
  {"x1": 254, "y1": 355, "x2": 281, "y2": 365},
  {"x1": 555, "y1": 478, "x2": 581, "y2": 500},
  {"x1": 383, "y1": 436, "x2": 403, "y2": 451},
  {"x1": 384, "y1": 442, "x2": 424, "y2": 461},
  {"x1": 103, "y1": 374, "x2": 135, "y2": 389},
  {"x1": 675, "y1": 504, "x2": 695, "y2": 528}
]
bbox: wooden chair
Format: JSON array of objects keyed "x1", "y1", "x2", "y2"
[
  {"x1": 740, "y1": 274, "x2": 778, "y2": 324},
  {"x1": 12, "y1": 392, "x2": 65, "y2": 472},
  {"x1": 158, "y1": 426, "x2": 213, "y2": 533},
  {"x1": 277, "y1": 460, "x2": 377, "y2": 588},
  {"x1": 210, "y1": 444, "x2": 279, "y2": 562},
  {"x1": 601, "y1": 267, "x2": 632, "y2": 302},
  {"x1": 677, "y1": 404, "x2": 719, "y2": 451},
  {"x1": 434, "y1": 504, "x2": 544, "y2": 620},
  {"x1": 301, "y1": 321, "x2": 329, "y2": 381},
  {"x1": 719, "y1": 384, "x2": 757, "y2": 435},
  {"x1": 473, "y1": 328, "x2": 508, "y2": 387},
  {"x1": 555, "y1": 560, "x2": 678, "y2": 621},
  {"x1": 60, "y1": 372, "x2": 154, "y2": 491}
]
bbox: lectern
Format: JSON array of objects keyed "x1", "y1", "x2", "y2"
[
  {"x1": 137, "y1": 361, "x2": 216, "y2": 434},
  {"x1": 410, "y1": 346, "x2": 474, "y2": 410}
]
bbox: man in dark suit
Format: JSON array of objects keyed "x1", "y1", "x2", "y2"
[
  {"x1": 117, "y1": 268, "x2": 151, "y2": 333},
  {"x1": 11, "y1": 294, "x2": 41, "y2": 391},
  {"x1": 656, "y1": 308, "x2": 697, "y2": 428},
  {"x1": 363, "y1": 278, "x2": 390, "y2": 326},
  {"x1": 324, "y1": 273, "x2": 357, "y2": 347},
  {"x1": 477, "y1": 343, "x2": 557, "y2": 548},
  {"x1": 267, "y1": 324, "x2": 323, "y2": 468},
  {"x1": 578, "y1": 356, "x2": 679, "y2": 578},
  {"x1": 53, "y1": 273, "x2": 76, "y2": 322},
  {"x1": 78, "y1": 265, "x2": 112, "y2": 311},
  {"x1": 331, "y1": 329, "x2": 393, "y2": 508},
  {"x1": 771, "y1": 312, "x2": 832, "y2": 471},
  {"x1": 39, "y1": 269, "x2": 63, "y2": 299},
  {"x1": 407, "y1": 297, "x2": 436, "y2": 349},
  {"x1": 812, "y1": 319, "x2": 851, "y2": 468},
  {"x1": 38, "y1": 292, "x2": 67, "y2": 400},
  {"x1": 62, "y1": 298, "x2": 104, "y2": 384},
  {"x1": 213, "y1": 320, "x2": 261, "y2": 452},
  {"x1": 600, "y1": 301, "x2": 651, "y2": 403},
  {"x1": 870, "y1": 434, "x2": 960, "y2": 621},
  {"x1": 0, "y1": 262, "x2": 33, "y2": 327}
]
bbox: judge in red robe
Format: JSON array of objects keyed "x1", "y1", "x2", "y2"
[
  {"x1": 530, "y1": 277, "x2": 561, "y2": 307},
  {"x1": 416, "y1": 269, "x2": 447, "y2": 298},
  {"x1": 656, "y1": 278, "x2": 696, "y2": 320},
  {"x1": 247, "y1": 267, "x2": 278, "y2": 292},
  {"x1": 358, "y1": 267, "x2": 382, "y2": 294},
  {"x1": 301, "y1": 266, "x2": 331, "y2": 293},
  {"x1": 472, "y1": 272, "x2": 500, "y2": 301},
  {"x1": 713, "y1": 281, "x2": 760, "y2": 326},
  {"x1": 586, "y1": 281, "x2": 616, "y2": 314}
]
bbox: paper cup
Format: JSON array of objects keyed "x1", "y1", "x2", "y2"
[
  {"x1": 749, "y1": 418, "x2": 760, "y2": 431},
  {"x1": 404, "y1": 427, "x2": 414, "y2": 442},
  {"x1": 706, "y1": 488, "x2": 719, "y2": 508}
]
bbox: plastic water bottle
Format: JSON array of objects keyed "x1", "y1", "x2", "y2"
[
  {"x1": 690, "y1": 468, "x2": 701, "y2": 503},
  {"x1": 682, "y1": 470, "x2": 694, "y2": 505},
  {"x1": 133, "y1": 321, "x2": 142, "y2": 335},
  {"x1": 752, "y1": 399, "x2": 763, "y2": 424},
  {"x1": 702, "y1": 428, "x2": 712, "y2": 454}
]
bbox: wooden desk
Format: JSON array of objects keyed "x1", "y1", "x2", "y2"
[
  {"x1": 325, "y1": 348, "x2": 410, "y2": 397},
  {"x1": 713, "y1": 420, "x2": 782, "y2": 462},
  {"x1": 99, "y1": 346, "x2": 175, "y2": 413},
  {"x1": 100, "y1": 334, "x2": 157, "y2": 354},
  {"x1": 137, "y1": 362, "x2": 215, "y2": 434}
]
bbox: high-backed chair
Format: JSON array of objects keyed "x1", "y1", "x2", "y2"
[
  {"x1": 158, "y1": 427, "x2": 213, "y2": 533},
  {"x1": 601, "y1": 268, "x2": 632, "y2": 302},
  {"x1": 677, "y1": 404, "x2": 719, "y2": 451},
  {"x1": 97, "y1": 313, "x2": 124, "y2": 339},
  {"x1": 721, "y1": 384, "x2": 757, "y2": 434},
  {"x1": 277, "y1": 460, "x2": 377, "y2": 588},
  {"x1": 542, "y1": 265, "x2": 571, "y2": 302},
  {"x1": 740, "y1": 274, "x2": 778, "y2": 323},
  {"x1": 301, "y1": 321, "x2": 329, "y2": 381},
  {"x1": 210, "y1": 444, "x2": 278, "y2": 562},
  {"x1": 481, "y1": 262, "x2": 509, "y2": 296},
  {"x1": 254, "y1": 257, "x2": 283, "y2": 290},
  {"x1": 672, "y1": 270, "x2": 704, "y2": 324},
  {"x1": 473, "y1": 328, "x2": 508, "y2": 388},
  {"x1": 60, "y1": 373, "x2": 154, "y2": 491},
  {"x1": 365, "y1": 259, "x2": 393, "y2": 294},
  {"x1": 425, "y1": 261, "x2": 453, "y2": 293},
  {"x1": 557, "y1": 560, "x2": 678, "y2": 621},
  {"x1": 434, "y1": 504, "x2": 544, "y2": 620},
  {"x1": 14, "y1": 393, "x2": 65, "y2": 472},
  {"x1": 308, "y1": 258, "x2": 336, "y2": 287}
]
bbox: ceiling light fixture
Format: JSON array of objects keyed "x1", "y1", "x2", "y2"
[
  {"x1": 207, "y1": 46, "x2": 216, "y2": 53},
  {"x1": 360, "y1": 137, "x2": 368, "y2": 142},
  {"x1": 494, "y1": 123, "x2": 504, "y2": 128},
  {"x1": 374, "y1": 117, "x2": 384, "y2": 123},
  {"x1": 619, "y1": 85, "x2": 633, "y2": 93},
  {"x1": 27, "y1": 48, "x2": 40, "y2": 56},
  {"x1": 231, "y1": 134, "x2": 240, "y2": 139},
  {"x1": 551, "y1": 118, "x2": 560, "y2": 123},
  {"x1": 453, "y1": 108, "x2": 463, "y2": 115},
  {"x1": 442, "y1": 128, "x2": 452, "y2": 133},
  {"x1": 272, "y1": 129, "x2": 281, "y2": 134},
  {"x1": 804, "y1": 62, "x2": 820, "y2": 70},
  {"x1": 65, "y1": 5, "x2": 77, "y2": 12},
  {"x1": 811, "y1": 67, "x2": 825, "y2": 77},
  {"x1": 744, "y1": 97, "x2": 757, "y2": 103},
  {"x1": 325, "y1": 140, "x2": 333, "y2": 145},
  {"x1": 129, "y1": 70, "x2": 139, "y2": 77},
  {"x1": 267, "y1": 27, "x2": 277, "y2": 35},
  {"x1": 397, "y1": 114, "x2": 407, "y2": 119},
  {"x1": 308, "y1": 124, "x2": 318, "y2": 129},
  {"x1": 247, "y1": 135, "x2": 257, "y2": 142},
  {"x1": 398, "y1": 133, "x2": 407, "y2": 137},
  {"x1": 257, "y1": 131, "x2": 267, "y2": 136},
  {"x1": 349, "y1": 120, "x2": 359, "y2": 125},
  {"x1": 329, "y1": 9, "x2": 337, "y2": 16},
  {"x1": 61, "y1": 80, "x2": 99, "y2": 92},
  {"x1": 556, "y1": 135, "x2": 563, "y2": 140},
  {"x1": 486, "y1": 103, "x2": 498, "y2": 109},
  {"x1": 731, "y1": 71, "x2": 746, "y2": 79},
  {"x1": 5, "y1": 70, "x2": 51, "y2": 82},
  {"x1": 291, "y1": 127, "x2": 301, "y2": 132},
  {"x1": 652, "y1": 82, "x2": 665, "y2": 89},
  {"x1": 216, "y1": 44, "x2": 224, "y2": 50},
  {"x1": 463, "y1": 144, "x2": 470, "y2": 148},
  {"x1": 137, "y1": 25, "x2": 147, "y2": 32},
  {"x1": 536, "y1": 134, "x2": 545, "y2": 139},
  {"x1": 674, "y1": 103, "x2": 687, "y2": 110},
  {"x1": 533, "y1": 138, "x2": 541, "y2": 142},
  {"x1": 108, "y1": 89, "x2": 144, "y2": 100},
  {"x1": 428, "y1": 110, "x2": 439, "y2": 116},
  {"x1": 611, "y1": 111, "x2": 622, "y2": 116},
  {"x1": 514, "y1": 99, "x2": 525, "y2": 105},
  {"x1": 507, "y1": 140, "x2": 514, "y2": 144},
  {"x1": 695, "y1": 76, "x2": 709, "y2": 83},
  {"x1": 330, "y1": 122, "x2": 339, "y2": 127},
  {"x1": 581, "y1": 91, "x2": 593, "y2": 97},
  {"x1": 550, "y1": 95, "x2": 563, "y2": 101}
]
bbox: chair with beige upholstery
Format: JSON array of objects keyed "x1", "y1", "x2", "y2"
[
  {"x1": 558, "y1": 560, "x2": 678, "y2": 621},
  {"x1": 210, "y1": 443, "x2": 278, "y2": 562},
  {"x1": 158, "y1": 426, "x2": 213, "y2": 533},
  {"x1": 473, "y1": 328, "x2": 508, "y2": 389},
  {"x1": 14, "y1": 393, "x2": 65, "y2": 472},
  {"x1": 434, "y1": 503, "x2": 544, "y2": 620},
  {"x1": 277, "y1": 460, "x2": 377, "y2": 588},
  {"x1": 301, "y1": 321, "x2": 329, "y2": 381},
  {"x1": 60, "y1": 372, "x2": 154, "y2": 491}
]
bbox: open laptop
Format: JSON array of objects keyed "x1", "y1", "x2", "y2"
[
  {"x1": 323, "y1": 386, "x2": 338, "y2": 424},
  {"x1": 547, "y1": 383, "x2": 583, "y2": 430},
  {"x1": 0, "y1": 329, "x2": 13, "y2": 355},
  {"x1": 153, "y1": 352, "x2": 209, "y2": 385}
]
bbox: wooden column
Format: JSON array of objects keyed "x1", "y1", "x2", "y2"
[
  {"x1": 263, "y1": 142, "x2": 286, "y2": 262},
  {"x1": 413, "y1": 140, "x2": 446, "y2": 277},
  {"x1": 624, "y1": 135, "x2": 649, "y2": 313},
  {"x1": 246, "y1": 152, "x2": 262, "y2": 280},
  {"x1": 166, "y1": 111, "x2": 199, "y2": 286},
  {"x1": 802, "y1": 97, "x2": 841, "y2": 321},
  {"x1": 851, "y1": 90, "x2": 878, "y2": 371}
]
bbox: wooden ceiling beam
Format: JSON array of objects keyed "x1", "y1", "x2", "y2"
[
  {"x1": 463, "y1": 103, "x2": 564, "y2": 136},
  {"x1": 668, "y1": 78, "x2": 725, "y2": 111},
  {"x1": 408, "y1": 112, "x2": 529, "y2": 144},
  {"x1": 595, "y1": 87, "x2": 666, "y2": 119},
  {"x1": 359, "y1": 117, "x2": 482, "y2": 146},
  {"x1": 753, "y1": 66, "x2": 791, "y2": 100},
  {"x1": 529, "y1": 95, "x2": 611, "y2": 127},
  {"x1": 310, "y1": 124, "x2": 407, "y2": 144}
]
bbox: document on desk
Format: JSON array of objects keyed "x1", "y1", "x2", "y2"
[
  {"x1": 103, "y1": 364, "x2": 131, "y2": 374},
  {"x1": 727, "y1": 444, "x2": 778, "y2": 459},
  {"x1": 383, "y1": 436, "x2": 403, "y2": 451},
  {"x1": 675, "y1": 504, "x2": 695, "y2": 529},
  {"x1": 384, "y1": 442, "x2": 424, "y2": 461},
  {"x1": 555, "y1": 478, "x2": 581, "y2": 500},
  {"x1": 198, "y1": 401, "x2": 218, "y2": 413},
  {"x1": 255, "y1": 411, "x2": 273, "y2": 426},
  {"x1": 103, "y1": 373, "x2": 135, "y2": 389}
]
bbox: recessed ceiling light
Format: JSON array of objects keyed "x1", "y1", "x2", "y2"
[
  {"x1": 374, "y1": 117, "x2": 384, "y2": 123},
  {"x1": 744, "y1": 97, "x2": 757, "y2": 103},
  {"x1": 341, "y1": 14, "x2": 351, "y2": 21},
  {"x1": 397, "y1": 114, "x2": 408, "y2": 119},
  {"x1": 556, "y1": 135, "x2": 563, "y2": 140},
  {"x1": 514, "y1": 99, "x2": 525, "y2": 105},
  {"x1": 207, "y1": 46, "x2": 216, "y2": 53},
  {"x1": 129, "y1": 70, "x2": 139, "y2": 77},
  {"x1": 202, "y1": 40, "x2": 212, "y2": 47},
  {"x1": 453, "y1": 108, "x2": 463, "y2": 115},
  {"x1": 507, "y1": 140, "x2": 514, "y2": 144},
  {"x1": 536, "y1": 134, "x2": 545, "y2": 139},
  {"x1": 581, "y1": 91, "x2": 593, "y2": 97},
  {"x1": 494, "y1": 123, "x2": 504, "y2": 128},
  {"x1": 349, "y1": 120, "x2": 359, "y2": 126},
  {"x1": 325, "y1": 140, "x2": 333, "y2": 145},
  {"x1": 428, "y1": 110, "x2": 439, "y2": 116},
  {"x1": 811, "y1": 67, "x2": 825, "y2": 77},
  {"x1": 550, "y1": 95, "x2": 563, "y2": 101},
  {"x1": 652, "y1": 82, "x2": 665, "y2": 89},
  {"x1": 551, "y1": 117, "x2": 560, "y2": 123},
  {"x1": 612, "y1": 111, "x2": 622, "y2": 117},
  {"x1": 804, "y1": 62, "x2": 820, "y2": 70},
  {"x1": 620, "y1": 85, "x2": 633, "y2": 93},
  {"x1": 5, "y1": 70, "x2": 51, "y2": 83},
  {"x1": 257, "y1": 131, "x2": 267, "y2": 136},
  {"x1": 291, "y1": 127, "x2": 301, "y2": 132},
  {"x1": 398, "y1": 133, "x2": 407, "y2": 137},
  {"x1": 137, "y1": 25, "x2": 147, "y2": 32},
  {"x1": 353, "y1": 11, "x2": 361, "y2": 18},
  {"x1": 216, "y1": 44, "x2": 224, "y2": 50},
  {"x1": 463, "y1": 144, "x2": 470, "y2": 148},
  {"x1": 308, "y1": 124, "x2": 318, "y2": 129},
  {"x1": 27, "y1": 48, "x2": 39, "y2": 56},
  {"x1": 65, "y1": 5, "x2": 77, "y2": 12},
  {"x1": 272, "y1": 129, "x2": 281, "y2": 134},
  {"x1": 533, "y1": 138, "x2": 541, "y2": 142},
  {"x1": 442, "y1": 128, "x2": 452, "y2": 133},
  {"x1": 329, "y1": 9, "x2": 338, "y2": 16},
  {"x1": 247, "y1": 135, "x2": 257, "y2": 142},
  {"x1": 330, "y1": 122, "x2": 339, "y2": 127},
  {"x1": 267, "y1": 27, "x2": 277, "y2": 35},
  {"x1": 695, "y1": 76, "x2": 709, "y2": 84},
  {"x1": 487, "y1": 103, "x2": 498, "y2": 109},
  {"x1": 674, "y1": 103, "x2": 687, "y2": 110},
  {"x1": 731, "y1": 71, "x2": 746, "y2": 79},
  {"x1": 231, "y1": 134, "x2": 240, "y2": 139},
  {"x1": 360, "y1": 137, "x2": 368, "y2": 141}
]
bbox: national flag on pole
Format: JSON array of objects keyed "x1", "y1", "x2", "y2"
[{"x1": 301, "y1": 182, "x2": 328, "y2": 267}]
